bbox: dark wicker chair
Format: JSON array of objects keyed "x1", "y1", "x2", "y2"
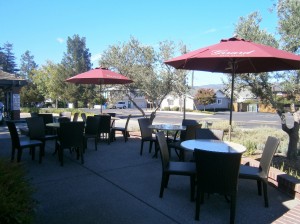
[
  {"x1": 38, "y1": 113, "x2": 54, "y2": 134},
  {"x1": 239, "y1": 136, "x2": 280, "y2": 207},
  {"x1": 58, "y1": 117, "x2": 71, "y2": 123},
  {"x1": 95, "y1": 115, "x2": 112, "y2": 144},
  {"x1": 7, "y1": 121, "x2": 44, "y2": 163},
  {"x1": 156, "y1": 131, "x2": 196, "y2": 201},
  {"x1": 59, "y1": 111, "x2": 72, "y2": 120},
  {"x1": 81, "y1": 113, "x2": 87, "y2": 123},
  {"x1": 72, "y1": 112, "x2": 79, "y2": 122},
  {"x1": 138, "y1": 118, "x2": 157, "y2": 156},
  {"x1": 56, "y1": 121, "x2": 85, "y2": 166},
  {"x1": 111, "y1": 114, "x2": 131, "y2": 142},
  {"x1": 83, "y1": 116, "x2": 100, "y2": 151},
  {"x1": 195, "y1": 128, "x2": 224, "y2": 140},
  {"x1": 194, "y1": 148, "x2": 242, "y2": 223},
  {"x1": 26, "y1": 117, "x2": 58, "y2": 155},
  {"x1": 168, "y1": 123, "x2": 202, "y2": 161}
]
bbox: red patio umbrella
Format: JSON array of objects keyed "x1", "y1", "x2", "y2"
[
  {"x1": 165, "y1": 37, "x2": 300, "y2": 139},
  {"x1": 66, "y1": 67, "x2": 133, "y2": 113}
]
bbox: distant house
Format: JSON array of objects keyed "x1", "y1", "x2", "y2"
[
  {"x1": 195, "y1": 89, "x2": 230, "y2": 111},
  {"x1": 160, "y1": 94, "x2": 195, "y2": 110},
  {"x1": 236, "y1": 88, "x2": 257, "y2": 103}
]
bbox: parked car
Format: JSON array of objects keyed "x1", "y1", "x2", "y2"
[
  {"x1": 108, "y1": 101, "x2": 128, "y2": 109},
  {"x1": 115, "y1": 101, "x2": 127, "y2": 109}
]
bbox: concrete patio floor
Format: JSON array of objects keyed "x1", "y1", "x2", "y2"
[{"x1": 0, "y1": 122, "x2": 299, "y2": 224}]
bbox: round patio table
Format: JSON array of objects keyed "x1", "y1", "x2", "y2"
[{"x1": 180, "y1": 139, "x2": 246, "y2": 153}]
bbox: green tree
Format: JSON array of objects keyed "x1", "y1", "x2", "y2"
[
  {"x1": 0, "y1": 42, "x2": 18, "y2": 74},
  {"x1": 231, "y1": 8, "x2": 300, "y2": 160},
  {"x1": 33, "y1": 61, "x2": 65, "y2": 108},
  {"x1": 19, "y1": 50, "x2": 38, "y2": 80},
  {"x1": 100, "y1": 36, "x2": 188, "y2": 117},
  {"x1": 19, "y1": 50, "x2": 41, "y2": 107},
  {"x1": 276, "y1": 0, "x2": 300, "y2": 160},
  {"x1": 194, "y1": 88, "x2": 216, "y2": 111},
  {"x1": 60, "y1": 34, "x2": 93, "y2": 108}
]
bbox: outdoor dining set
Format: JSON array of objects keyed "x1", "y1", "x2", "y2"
[
  {"x1": 137, "y1": 117, "x2": 280, "y2": 223},
  {"x1": 6, "y1": 113, "x2": 280, "y2": 223},
  {"x1": 7, "y1": 112, "x2": 131, "y2": 166}
]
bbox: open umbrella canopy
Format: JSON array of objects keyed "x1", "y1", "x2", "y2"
[
  {"x1": 65, "y1": 67, "x2": 133, "y2": 85},
  {"x1": 165, "y1": 37, "x2": 300, "y2": 73},
  {"x1": 65, "y1": 67, "x2": 133, "y2": 113},
  {"x1": 165, "y1": 37, "x2": 300, "y2": 140}
]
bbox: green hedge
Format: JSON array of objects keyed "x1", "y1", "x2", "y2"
[{"x1": 0, "y1": 159, "x2": 35, "y2": 224}]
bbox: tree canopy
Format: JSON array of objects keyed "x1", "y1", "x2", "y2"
[{"x1": 99, "y1": 36, "x2": 189, "y2": 116}]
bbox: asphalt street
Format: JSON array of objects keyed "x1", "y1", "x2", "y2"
[{"x1": 85, "y1": 108, "x2": 294, "y2": 130}]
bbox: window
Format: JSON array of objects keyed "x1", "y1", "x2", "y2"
[
  {"x1": 167, "y1": 99, "x2": 174, "y2": 106},
  {"x1": 217, "y1": 99, "x2": 222, "y2": 104}
]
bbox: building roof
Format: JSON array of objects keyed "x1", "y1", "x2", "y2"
[{"x1": 0, "y1": 70, "x2": 27, "y2": 88}]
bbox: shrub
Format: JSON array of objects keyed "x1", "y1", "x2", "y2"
[{"x1": 0, "y1": 159, "x2": 35, "y2": 224}]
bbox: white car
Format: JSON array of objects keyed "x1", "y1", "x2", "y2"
[{"x1": 115, "y1": 101, "x2": 127, "y2": 109}]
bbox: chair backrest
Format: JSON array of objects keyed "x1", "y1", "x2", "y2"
[
  {"x1": 96, "y1": 115, "x2": 111, "y2": 133},
  {"x1": 85, "y1": 116, "x2": 100, "y2": 135},
  {"x1": 58, "y1": 122, "x2": 85, "y2": 149},
  {"x1": 124, "y1": 114, "x2": 132, "y2": 130},
  {"x1": 72, "y1": 112, "x2": 79, "y2": 122},
  {"x1": 30, "y1": 112, "x2": 39, "y2": 117},
  {"x1": 58, "y1": 117, "x2": 71, "y2": 123},
  {"x1": 260, "y1": 136, "x2": 280, "y2": 177},
  {"x1": 184, "y1": 124, "x2": 202, "y2": 140},
  {"x1": 6, "y1": 121, "x2": 21, "y2": 148},
  {"x1": 138, "y1": 118, "x2": 152, "y2": 139},
  {"x1": 107, "y1": 113, "x2": 116, "y2": 117},
  {"x1": 195, "y1": 128, "x2": 224, "y2": 140},
  {"x1": 81, "y1": 113, "x2": 87, "y2": 123},
  {"x1": 26, "y1": 117, "x2": 46, "y2": 139},
  {"x1": 179, "y1": 119, "x2": 201, "y2": 140},
  {"x1": 182, "y1": 119, "x2": 199, "y2": 126},
  {"x1": 156, "y1": 132, "x2": 170, "y2": 171},
  {"x1": 59, "y1": 111, "x2": 72, "y2": 119},
  {"x1": 194, "y1": 148, "x2": 242, "y2": 195},
  {"x1": 38, "y1": 113, "x2": 54, "y2": 125}
]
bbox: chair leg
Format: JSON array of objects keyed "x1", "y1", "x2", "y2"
[
  {"x1": 159, "y1": 173, "x2": 167, "y2": 198},
  {"x1": 230, "y1": 194, "x2": 237, "y2": 224},
  {"x1": 140, "y1": 141, "x2": 144, "y2": 155},
  {"x1": 59, "y1": 148, "x2": 64, "y2": 166},
  {"x1": 190, "y1": 175, "x2": 195, "y2": 201},
  {"x1": 257, "y1": 180, "x2": 262, "y2": 195},
  {"x1": 149, "y1": 141, "x2": 153, "y2": 153},
  {"x1": 262, "y1": 181, "x2": 269, "y2": 207},
  {"x1": 11, "y1": 147, "x2": 15, "y2": 161},
  {"x1": 164, "y1": 174, "x2": 170, "y2": 187},
  {"x1": 80, "y1": 147, "x2": 84, "y2": 164},
  {"x1": 39, "y1": 145, "x2": 43, "y2": 164},
  {"x1": 195, "y1": 188, "x2": 201, "y2": 220},
  {"x1": 94, "y1": 138, "x2": 98, "y2": 151},
  {"x1": 30, "y1": 146, "x2": 35, "y2": 160},
  {"x1": 122, "y1": 131, "x2": 127, "y2": 142},
  {"x1": 17, "y1": 148, "x2": 23, "y2": 162}
]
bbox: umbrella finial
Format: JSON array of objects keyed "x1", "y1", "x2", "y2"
[{"x1": 95, "y1": 66, "x2": 109, "y2": 70}]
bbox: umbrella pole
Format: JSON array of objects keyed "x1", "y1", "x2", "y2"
[
  {"x1": 100, "y1": 84, "x2": 102, "y2": 114},
  {"x1": 229, "y1": 62, "x2": 236, "y2": 141}
]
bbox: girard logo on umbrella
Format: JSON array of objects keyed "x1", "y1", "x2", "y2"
[{"x1": 211, "y1": 50, "x2": 255, "y2": 56}]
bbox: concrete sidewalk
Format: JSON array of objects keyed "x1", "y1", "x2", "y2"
[{"x1": 0, "y1": 123, "x2": 299, "y2": 224}]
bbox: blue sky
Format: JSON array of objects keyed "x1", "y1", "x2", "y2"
[{"x1": 1, "y1": 0, "x2": 278, "y2": 85}]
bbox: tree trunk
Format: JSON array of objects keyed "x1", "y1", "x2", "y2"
[
  {"x1": 126, "y1": 94, "x2": 145, "y2": 117},
  {"x1": 278, "y1": 111, "x2": 299, "y2": 160}
]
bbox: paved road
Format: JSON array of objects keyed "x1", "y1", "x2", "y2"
[{"x1": 85, "y1": 108, "x2": 295, "y2": 130}]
